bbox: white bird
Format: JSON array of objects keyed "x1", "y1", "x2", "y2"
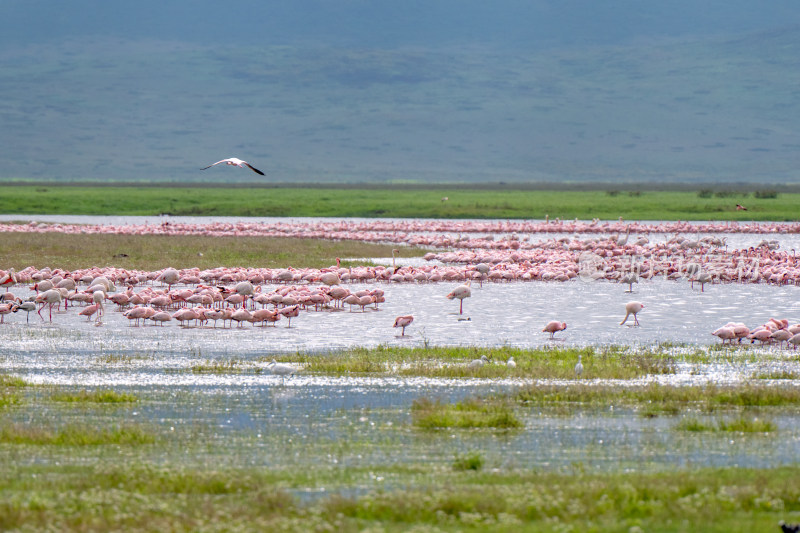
[
  {"x1": 620, "y1": 272, "x2": 638, "y2": 292},
  {"x1": 506, "y1": 356, "x2": 516, "y2": 369},
  {"x1": 446, "y1": 280, "x2": 472, "y2": 314},
  {"x1": 12, "y1": 301, "x2": 36, "y2": 323},
  {"x1": 620, "y1": 301, "x2": 644, "y2": 326},
  {"x1": 201, "y1": 157, "x2": 265, "y2": 176},
  {"x1": 468, "y1": 355, "x2": 490, "y2": 369},
  {"x1": 575, "y1": 355, "x2": 583, "y2": 377},
  {"x1": 268, "y1": 359, "x2": 296, "y2": 383}
]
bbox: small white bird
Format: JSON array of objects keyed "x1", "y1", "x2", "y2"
[
  {"x1": 506, "y1": 356, "x2": 516, "y2": 369},
  {"x1": 268, "y1": 359, "x2": 295, "y2": 383},
  {"x1": 201, "y1": 157, "x2": 265, "y2": 176},
  {"x1": 575, "y1": 355, "x2": 583, "y2": 377},
  {"x1": 468, "y1": 354, "x2": 490, "y2": 369}
]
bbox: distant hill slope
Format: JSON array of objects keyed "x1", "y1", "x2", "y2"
[{"x1": 1, "y1": 27, "x2": 798, "y2": 184}]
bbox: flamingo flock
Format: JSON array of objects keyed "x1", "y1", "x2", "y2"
[
  {"x1": 712, "y1": 318, "x2": 800, "y2": 349},
  {"x1": 1, "y1": 218, "x2": 799, "y2": 358}
]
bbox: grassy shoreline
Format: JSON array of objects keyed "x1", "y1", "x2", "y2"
[{"x1": 0, "y1": 185, "x2": 797, "y2": 220}]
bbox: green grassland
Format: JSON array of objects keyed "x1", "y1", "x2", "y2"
[
  {"x1": 0, "y1": 231, "x2": 428, "y2": 271},
  {"x1": 0, "y1": 185, "x2": 797, "y2": 220},
  {"x1": 3, "y1": 363, "x2": 800, "y2": 532}
]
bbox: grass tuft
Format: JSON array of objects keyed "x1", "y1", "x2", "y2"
[
  {"x1": 51, "y1": 389, "x2": 138, "y2": 403},
  {"x1": 0, "y1": 423, "x2": 156, "y2": 445},
  {"x1": 411, "y1": 396, "x2": 523, "y2": 430}
]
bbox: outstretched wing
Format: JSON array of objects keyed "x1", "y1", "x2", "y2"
[
  {"x1": 245, "y1": 163, "x2": 265, "y2": 176},
  {"x1": 200, "y1": 159, "x2": 230, "y2": 170}
]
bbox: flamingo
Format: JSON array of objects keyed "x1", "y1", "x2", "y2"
[
  {"x1": 393, "y1": 315, "x2": 414, "y2": 336},
  {"x1": 201, "y1": 157, "x2": 265, "y2": 176},
  {"x1": 36, "y1": 289, "x2": 63, "y2": 322},
  {"x1": 620, "y1": 301, "x2": 644, "y2": 326},
  {"x1": 543, "y1": 321, "x2": 567, "y2": 340},
  {"x1": 279, "y1": 304, "x2": 300, "y2": 327},
  {"x1": 11, "y1": 301, "x2": 36, "y2": 323},
  {"x1": 0, "y1": 268, "x2": 17, "y2": 288},
  {"x1": 446, "y1": 280, "x2": 471, "y2": 314},
  {"x1": 79, "y1": 304, "x2": 102, "y2": 322}
]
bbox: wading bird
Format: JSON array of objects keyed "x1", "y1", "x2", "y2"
[
  {"x1": 201, "y1": 157, "x2": 265, "y2": 176},
  {"x1": 575, "y1": 355, "x2": 583, "y2": 377},
  {"x1": 393, "y1": 315, "x2": 414, "y2": 336},
  {"x1": 620, "y1": 301, "x2": 644, "y2": 326},
  {"x1": 446, "y1": 280, "x2": 471, "y2": 314},
  {"x1": 542, "y1": 320, "x2": 567, "y2": 340}
]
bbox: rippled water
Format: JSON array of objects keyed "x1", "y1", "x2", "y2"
[{"x1": 3, "y1": 216, "x2": 800, "y2": 474}]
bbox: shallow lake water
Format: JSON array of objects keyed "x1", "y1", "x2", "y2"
[{"x1": 2, "y1": 216, "x2": 800, "y2": 476}]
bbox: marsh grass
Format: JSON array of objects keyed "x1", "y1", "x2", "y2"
[
  {"x1": 189, "y1": 358, "x2": 255, "y2": 374},
  {"x1": 677, "y1": 416, "x2": 777, "y2": 433},
  {"x1": 50, "y1": 389, "x2": 138, "y2": 403},
  {"x1": 0, "y1": 423, "x2": 156, "y2": 445},
  {"x1": 278, "y1": 345, "x2": 676, "y2": 380},
  {"x1": 513, "y1": 382, "x2": 800, "y2": 411},
  {"x1": 755, "y1": 369, "x2": 800, "y2": 380},
  {"x1": 411, "y1": 397, "x2": 523, "y2": 429},
  {"x1": 452, "y1": 451, "x2": 485, "y2": 471},
  {"x1": 0, "y1": 231, "x2": 429, "y2": 271}
]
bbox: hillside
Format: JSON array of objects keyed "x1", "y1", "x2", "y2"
[{"x1": 1, "y1": 27, "x2": 798, "y2": 184}]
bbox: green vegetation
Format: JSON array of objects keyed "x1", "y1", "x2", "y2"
[
  {"x1": 676, "y1": 416, "x2": 777, "y2": 433},
  {"x1": 452, "y1": 451, "x2": 485, "y2": 471},
  {"x1": 411, "y1": 396, "x2": 523, "y2": 429},
  {"x1": 0, "y1": 423, "x2": 155, "y2": 446},
  {"x1": 1, "y1": 464, "x2": 798, "y2": 531},
  {"x1": 513, "y1": 382, "x2": 800, "y2": 411},
  {"x1": 0, "y1": 185, "x2": 799, "y2": 220},
  {"x1": 0, "y1": 231, "x2": 428, "y2": 271},
  {"x1": 272, "y1": 345, "x2": 676, "y2": 380},
  {"x1": 51, "y1": 389, "x2": 139, "y2": 403}
]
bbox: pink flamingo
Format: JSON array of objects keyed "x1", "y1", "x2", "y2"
[
  {"x1": 446, "y1": 280, "x2": 471, "y2": 314},
  {"x1": 542, "y1": 320, "x2": 567, "y2": 340},
  {"x1": 393, "y1": 315, "x2": 414, "y2": 336},
  {"x1": 279, "y1": 304, "x2": 300, "y2": 327},
  {"x1": 201, "y1": 157, "x2": 265, "y2": 176},
  {"x1": 620, "y1": 301, "x2": 644, "y2": 326}
]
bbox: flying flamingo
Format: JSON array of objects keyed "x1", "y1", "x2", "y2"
[
  {"x1": 393, "y1": 315, "x2": 414, "y2": 336},
  {"x1": 620, "y1": 301, "x2": 644, "y2": 326},
  {"x1": 543, "y1": 321, "x2": 567, "y2": 340},
  {"x1": 446, "y1": 280, "x2": 471, "y2": 314},
  {"x1": 201, "y1": 157, "x2": 265, "y2": 175}
]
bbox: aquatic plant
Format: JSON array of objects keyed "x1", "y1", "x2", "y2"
[
  {"x1": 411, "y1": 396, "x2": 522, "y2": 430},
  {"x1": 50, "y1": 389, "x2": 138, "y2": 403}
]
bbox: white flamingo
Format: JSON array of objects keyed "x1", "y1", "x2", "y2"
[{"x1": 201, "y1": 157, "x2": 265, "y2": 175}]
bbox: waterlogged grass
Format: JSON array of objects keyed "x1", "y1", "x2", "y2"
[
  {"x1": 513, "y1": 382, "x2": 800, "y2": 413},
  {"x1": 189, "y1": 358, "x2": 262, "y2": 374},
  {"x1": 50, "y1": 389, "x2": 139, "y2": 403},
  {"x1": 411, "y1": 396, "x2": 523, "y2": 430},
  {"x1": 0, "y1": 423, "x2": 155, "y2": 446},
  {"x1": 1, "y1": 185, "x2": 799, "y2": 221},
  {"x1": 2, "y1": 463, "x2": 798, "y2": 532},
  {"x1": 0, "y1": 232, "x2": 429, "y2": 271},
  {"x1": 275, "y1": 345, "x2": 676, "y2": 380},
  {"x1": 676, "y1": 416, "x2": 777, "y2": 433}
]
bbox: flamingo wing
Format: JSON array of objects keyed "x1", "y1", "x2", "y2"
[
  {"x1": 244, "y1": 163, "x2": 265, "y2": 175},
  {"x1": 200, "y1": 159, "x2": 231, "y2": 170}
]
